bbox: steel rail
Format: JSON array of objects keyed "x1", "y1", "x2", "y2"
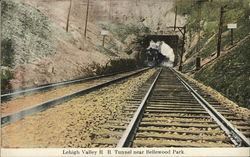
[
  {"x1": 116, "y1": 67, "x2": 162, "y2": 147},
  {"x1": 1, "y1": 68, "x2": 150, "y2": 127},
  {"x1": 170, "y1": 68, "x2": 250, "y2": 147},
  {"x1": 1, "y1": 68, "x2": 146, "y2": 102}
]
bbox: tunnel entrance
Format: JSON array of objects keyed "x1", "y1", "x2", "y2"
[{"x1": 140, "y1": 35, "x2": 180, "y2": 66}]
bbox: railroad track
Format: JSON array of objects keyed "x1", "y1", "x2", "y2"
[
  {"x1": 1, "y1": 69, "x2": 146, "y2": 102},
  {"x1": 1, "y1": 68, "x2": 150, "y2": 126},
  {"x1": 93, "y1": 67, "x2": 250, "y2": 147}
]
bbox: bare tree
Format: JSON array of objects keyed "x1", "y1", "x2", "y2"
[{"x1": 66, "y1": 0, "x2": 73, "y2": 32}]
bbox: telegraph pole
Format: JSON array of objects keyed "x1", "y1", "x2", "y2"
[
  {"x1": 217, "y1": 6, "x2": 226, "y2": 58},
  {"x1": 197, "y1": 2, "x2": 201, "y2": 53},
  {"x1": 179, "y1": 26, "x2": 186, "y2": 71},
  {"x1": 109, "y1": 0, "x2": 113, "y2": 21},
  {"x1": 135, "y1": 0, "x2": 138, "y2": 6},
  {"x1": 195, "y1": 0, "x2": 209, "y2": 70},
  {"x1": 84, "y1": 0, "x2": 90, "y2": 39},
  {"x1": 166, "y1": 26, "x2": 186, "y2": 71},
  {"x1": 109, "y1": 0, "x2": 111, "y2": 20},
  {"x1": 174, "y1": 6, "x2": 177, "y2": 31},
  {"x1": 196, "y1": 1, "x2": 202, "y2": 70},
  {"x1": 66, "y1": 0, "x2": 72, "y2": 32}
]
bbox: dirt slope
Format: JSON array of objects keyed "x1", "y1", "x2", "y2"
[
  {"x1": 2, "y1": 0, "x2": 186, "y2": 89},
  {"x1": 2, "y1": 0, "x2": 111, "y2": 89}
]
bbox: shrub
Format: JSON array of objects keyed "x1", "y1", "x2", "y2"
[
  {"x1": 83, "y1": 58, "x2": 139, "y2": 77},
  {"x1": 1, "y1": 39, "x2": 15, "y2": 67},
  {"x1": 1, "y1": 68, "x2": 13, "y2": 91}
]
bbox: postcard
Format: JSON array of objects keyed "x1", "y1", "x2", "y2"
[{"x1": 1, "y1": 0, "x2": 249, "y2": 157}]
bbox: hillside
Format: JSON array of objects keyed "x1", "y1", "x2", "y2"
[
  {"x1": 178, "y1": 0, "x2": 250, "y2": 70},
  {"x1": 1, "y1": 0, "x2": 111, "y2": 90},
  {"x1": 176, "y1": 0, "x2": 250, "y2": 109},
  {"x1": 3, "y1": 0, "x2": 248, "y2": 110},
  {"x1": 1, "y1": 0, "x2": 186, "y2": 90},
  {"x1": 194, "y1": 37, "x2": 250, "y2": 109}
]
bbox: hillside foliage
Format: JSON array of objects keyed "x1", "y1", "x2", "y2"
[
  {"x1": 194, "y1": 39, "x2": 250, "y2": 109},
  {"x1": 177, "y1": 0, "x2": 250, "y2": 60},
  {"x1": 177, "y1": 0, "x2": 250, "y2": 109}
]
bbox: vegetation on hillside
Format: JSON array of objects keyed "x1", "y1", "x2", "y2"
[
  {"x1": 194, "y1": 38, "x2": 250, "y2": 109},
  {"x1": 97, "y1": 22, "x2": 150, "y2": 43},
  {"x1": 84, "y1": 22, "x2": 150, "y2": 76},
  {"x1": 177, "y1": 0, "x2": 250, "y2": 60},
  {"x1": 93, "y1": 22, "x2": 151, "y2": 57},
  {"x1": 1, "y1": 0, "x2": 54, "y2": 90},
  {"x1": 1, "y1": 0, "x2": 55, "y2": 66},
  {"x1": 83, "y1": 58, "x2": 140, "y2": 77},
  {"x1": 1, "y1": 0, "x2": 76, "y2": 90},
  {"x1": 1, "y1": 39, "x2": 15, "y2": 90},
  {"x1": 176, "y1": 0, "x2": 250, "y2": 109}
]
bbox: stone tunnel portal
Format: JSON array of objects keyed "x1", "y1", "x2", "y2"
[{"x1": 141, "y1": 35, "x2": 179, "y2": 66}]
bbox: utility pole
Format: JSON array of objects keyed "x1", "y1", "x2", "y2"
[
  {"x1": 109, "y1": 0, "x2": 112, "y2": 21},
  {"x1": 195, "y1": 0, "x2": 209, "y2": 70},
  {"x1": 174, "y1": 6, "x2": 177, "y2": 31},
  {"x1": 66, "y1": 0, "x2": 72, "y2": 32},
  {"x1": 179, "y1": 26, "x2": 186, "y2": 72},
  {"x1": 196, "y1": 1, "x2": 202, "y2": 70},
  {"x1": 217, "y1": 6, "x2": 226, "y2": 58},
  {"x1": 166, "y1": 26, "x2": 186, "y2": 71},
  {"x1": 84, "y1": 0, "x2": 90, "y2": 39},
  {"x1": 135, "y1": 0, "x2": 138, "y2": 6},
  {"x1": 197, "y1": 2, "x2": 201, "y2": 53},
  {"x1": 109, "y1": 0, "x2": 111, "y2": 20}
]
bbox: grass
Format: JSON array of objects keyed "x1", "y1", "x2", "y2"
[
  {"x1": 200, "y1": 22, "x2": 250, "y2": 58},
  {"x1": 177, "y1": 0, "x2": 250, "y2": 109},
  {"x1": 177, "y1": 0, "x2": 250, "y2": 59},
  {"x1": 194, "y1": 39, "x2": 250, "y2": 109},
  {"x1": 94, "y1": 44, "x2": 118, "y2": 57},
  {"x1": 182, "y1": 58, "x2": 196, "y2": 72}
]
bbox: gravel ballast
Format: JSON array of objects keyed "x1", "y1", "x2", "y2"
[
  {"x1": 2, "y1": 69, "x2": 157, "y2": 148},
  {"x1": 1, "y1": 70, "x2": 141, "y2": 117}
]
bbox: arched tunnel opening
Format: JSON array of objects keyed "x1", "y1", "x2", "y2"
[{"x1": 138, "y1": 35, "x2": 180, "y2": 67}]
